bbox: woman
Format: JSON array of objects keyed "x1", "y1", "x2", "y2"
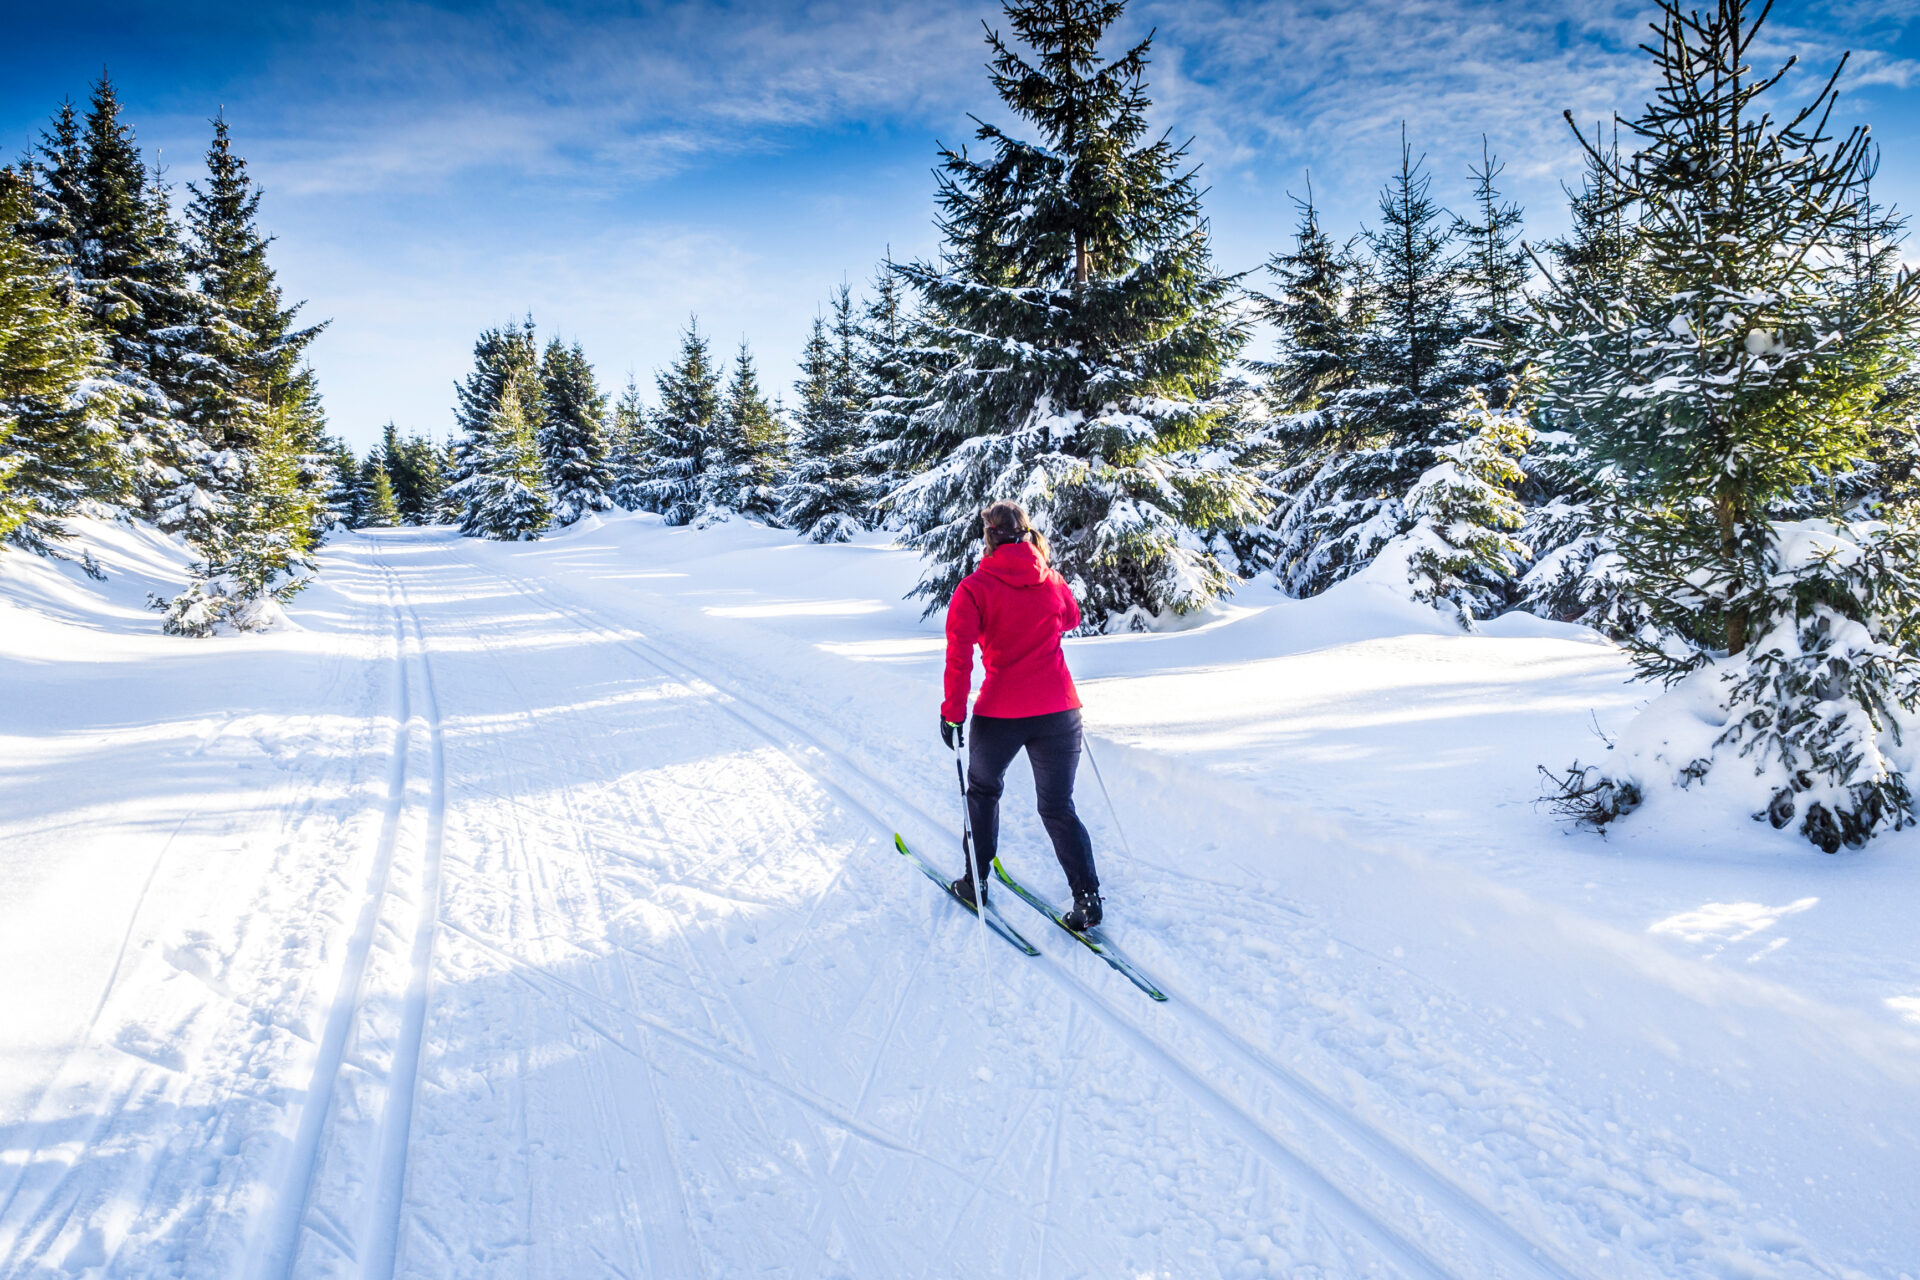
[{"x1": 940, "y1": 501, "x2": 1102, "y2": 930}]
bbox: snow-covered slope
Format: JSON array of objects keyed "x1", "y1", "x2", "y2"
[{"x1": 2, "y1": 513, "x2": 1916, "y2": 1279}]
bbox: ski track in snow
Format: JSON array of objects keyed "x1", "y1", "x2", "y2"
[
  {"x1": 452, "y1": 541, "x2": 1584, "y2": 1280},
  {"x1": 3, "y1": 519, "x2": 1916, "y2": 1279}
]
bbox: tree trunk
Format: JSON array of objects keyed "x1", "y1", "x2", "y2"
[
  {"x1": 1075, "y1": 232, "x2": 1089, "y2": 285},
  {"x1": 1716, "y1": 486, "x2": 1748, "y2": 654}
]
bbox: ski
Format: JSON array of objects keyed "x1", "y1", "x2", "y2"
[
  {"x1": 894, "y1": 834, "x2": 1040, "y2": 956},
  {"x1": 991, "y1": 859, "x2": 1168, "y2": 1001}
]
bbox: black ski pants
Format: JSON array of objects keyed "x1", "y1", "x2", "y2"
[{"x1": 964, "y1": 708, "x2": 1099, "y2": 896}]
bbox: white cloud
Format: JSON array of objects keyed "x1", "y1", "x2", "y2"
[{"x1": 228, "y1": 0, "x2": 992, "y2": 196}]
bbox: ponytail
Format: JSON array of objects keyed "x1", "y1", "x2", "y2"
[{"x1": 981, "y1": 500, "x2": 1049, "y2": 565}]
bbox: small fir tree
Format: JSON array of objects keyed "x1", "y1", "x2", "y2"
[
  {"x1": 780, "y1": 290, "x2": 872, "y2": 540},
  {"x1": 320, "y1": 437, "x2": 367, "y2": 528},
  {"x1": 365, "y1": 465, "x2": 400, "y2": 526},
  {"x1": 707, "y1": 339, "x2": 783, "y2": 521},
  {"x1": 444, "y1": 319, "x2": 539, "y2": 518},
  {"x1": 537, "y1": 338, "x2": 614, "y2": 525},
  {"x1": 856, "y1": 255, "x2": 920, "y2": 514},
  {"x1": 607, "y1": 376, "x2": 650, "y2": 511},
  {"x1": 159, "y1": 404, "x2": 317, "y2": 635},
  {"x1": 637, "y1": 318, "x2": 721, "y2": 525},
  {"x1": 449, "y1": 373, "x2": 552, "y2": 540},
  {"x1": 1392, "y1": 394, "x2": 1533, "y2": 628}
]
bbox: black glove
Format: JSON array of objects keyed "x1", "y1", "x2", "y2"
[{"x1": 941, "y1": 718, "x2": 965, "y2": 750}]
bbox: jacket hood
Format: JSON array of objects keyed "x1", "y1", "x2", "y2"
[{"x1": 978, "y1": 541, "x2": 1050, "y2": 587}]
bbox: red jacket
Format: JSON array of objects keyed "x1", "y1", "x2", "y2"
[{"x1": 942, "y1": 542, "x2": 1083, "y2": 724}]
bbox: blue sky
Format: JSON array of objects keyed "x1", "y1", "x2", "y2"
[{"x1": 6, "y1": 0, "x2": 1920, "y2": 452}]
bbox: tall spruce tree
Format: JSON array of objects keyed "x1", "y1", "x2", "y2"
[
  {"x1": 537, "y1": 338, "x2": 614, "y2": 526},
  {"x1": 75, "y1": 77, "x2": 205, "y2": 520},
  {"x1": 444, "y1": 319, "x2": 539, "y2": 524},
  {"x1": 780, "y1": 288, "x2": 872, "y2": 540},
  {"x1": 1519, "y1": 134, "x2": 1644, "y2": 633},
  {"x1": 163, "y1": 113, "x2": 332, "y2": 623},
  {"x1": 637, "y1": 317, "x2": 721, "y2": 525},
  {"x1": 22, "y1": 101, "x2": 87, "y2": 282},
  {"x1": 894, "y1": 0, "x2": 1257, "y2": 627},
  {"x1": 707, "y1": 339, "x2": 783, "y2": 520},
  {"x1": 183, "y1": 114, "x2": 326, "y2": 449},
  {"x1": 1269, "y1": 132, "x2": 1469, "y2": 598},
  {"x1": 1536, "y1": 0, "x2": 1920, "y2": 851},
  {"x1": 1235, "y1": 182, "x2": 1372, "y2": 573},
  {"x1": 0, "y1": 169, "x2": 125, "y2": 557},
  {"x1": 1253, "y1": 182, "x2": 1370, "y2": 421}
]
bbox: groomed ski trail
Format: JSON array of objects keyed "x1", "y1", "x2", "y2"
[
  {"x1": 441, "y1": 532, "x2": 1592, "y2": 1280},
  {"x1": 10, "y1": 522, "x2": 1913, "y2": 1279}
]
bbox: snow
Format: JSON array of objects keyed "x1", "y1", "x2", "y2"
[{"x1": 3, "y1": 512, "x2": 1918, "y2": 1278}]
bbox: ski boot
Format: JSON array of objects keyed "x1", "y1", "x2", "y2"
[
  {"x1": 949, "y1": 875, "x2": 986, "y2": 909},
  {"x1": 1062, "y1": 888, "x2": 1102, "y2": 931}
]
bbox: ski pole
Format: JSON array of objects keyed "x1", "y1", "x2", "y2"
[
  {"x1": 1082, "y1": 735, "x2": 1136, "y2": 862},
  {"x1": 952, "y1": 732, "x2": 997, "y2": 1019}
]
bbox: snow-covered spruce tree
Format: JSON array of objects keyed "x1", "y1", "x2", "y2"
[
  {"x1": 182, "y1": 115, "x2": 327, "y2": 451},
  {"x1": 1235, "y1": 181, "x2": 1372, "y2": 573},
  {"x1": 449, "y1": 372, "x2": 551, "y2": 540},
  {"x1": 855, "y1": 256, "x2": 920, "y2": 517},
  {"x1": 607, "y1": 376, "x2": 650, "y2": 511},
  {"x1": 443, "y1": 319, "x2": 539, "y2": 524},
  {"x1": 1536, "y1": 0, "x2": 1920, "y2": 851},
  {"x1": 320, "y1": 436, "x2": 366, "y2": 529},
  {"x1": 1270, "y1": 132, "x2": 1468, "y2": 598},
  {"x1": 1388, "y1": 394, "x2": 1532, "y2": 628},
  {"x1": 893, "y1": 0, "x2": 1258, "y2": 628},
  {"x1": 374, "y1": 421, "x2": 441, "y2": 524},
  {"x1": 159, "y1": 403, "x2": 318, "y2": 636},
  {"x1": 780, "y1": 289, "x2": 872, "y2": 540},
  {"x1": 1451, "y1": 139, "x2": 1531, "y2": 384},
  {"x1": 635, "y1": 318, "x2": 721, "y2": 525},
  {"x1": 1826, "y1": 169, "x2": 1920, "y2": 521},
  {"x1": 395, "y1": 432, "x2": 447, "y2": 524},
  {"x1": 66, "y1": 79, "x2": 207, "y2": 524},
  {"x1": 1358, "y1": 143, "x2": 1535, "y2": 628},
  {"x1": 0, "y1": 168, "x2": 125, "y2": 559},
  {"x1": 161, "y1": 113, "x2": 331, "y2": 628},
  {"x1": 363, "y1": 460, "x2": 400, "y2": 527},
  {"x1": 706, "y1": 339, "x2": 783, "y2": 521},
  {"x1": 537, "y1": 339, "x2": 614, "y2": 526},
  {"x1": 1517, "y1": 132, "x2": 1648, "y2": 636}
]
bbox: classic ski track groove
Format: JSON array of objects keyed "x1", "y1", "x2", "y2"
[
  {"x1": 257, "y1": 546, "x2": 446, "y2": 1280},
  {"x1": 360, "y1": 546, "x2": 448, "y2": 1280},
  {"x1": 457, "y1": 544, "x2": 1596, "y2": 1280},
  {"x1": 255, "y1": 564, "x2": 413, "y2": 1280}
]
